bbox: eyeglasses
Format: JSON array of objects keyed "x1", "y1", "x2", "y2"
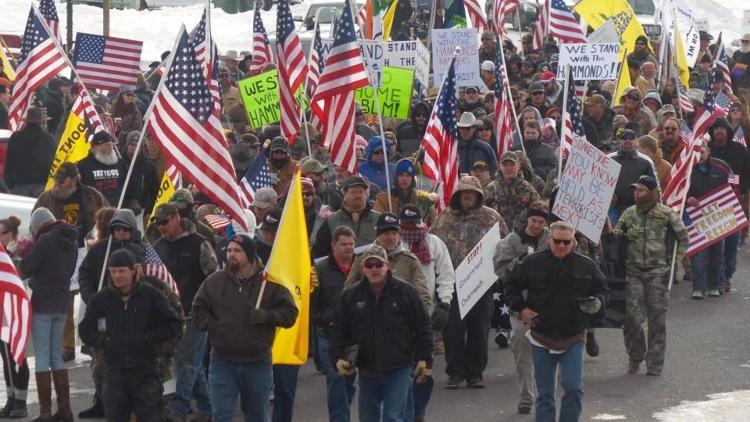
[
  {"x1": 663, "y1": 127, "x2": 678, "y2": 132},
  {"x1": 551, "y1": 238, "x2": 572, "y2": 245},
  {"x1": 156, "y1": 219, "x2": 171, "y2": 226},
  {"x1": 626, "y1": 94, "x2": 641, "y2": 101},
  {"x1": 302, "y1": 191, "x2": 314, "y2": 197},
  {"x1": 364, "y1": 261, "x2": 385, "y2": 269}
]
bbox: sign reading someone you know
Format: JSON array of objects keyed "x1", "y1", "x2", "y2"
[
  {"x1": 553, "y1": 136, "x2": 621, "y2": 243},
  {"x1": 355, "y1": 66, "x2": 414, "y2": 119},
  {"x1": 556, "y1": 43, "x2": 620, "y2": 81},
  {"x1": 455, "y1": 223, "x2": 501, "y2": 320}
]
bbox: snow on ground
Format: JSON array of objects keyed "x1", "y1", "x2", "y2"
[
  {"x1": 591, "y1": 414, "x2": 627, "y2": 420},
  {"x1": 653, "y1": 390, "x2": 750, "y2": 422}
]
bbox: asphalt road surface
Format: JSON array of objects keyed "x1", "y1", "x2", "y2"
[{"x1": 6, "y1": 244, "x2": 750, "y2": 421}]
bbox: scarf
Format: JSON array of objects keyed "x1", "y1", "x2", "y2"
[{"x1": 400, "y1": 224, "x2": 432, "y2": 264}]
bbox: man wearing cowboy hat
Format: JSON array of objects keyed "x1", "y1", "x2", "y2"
[
  {"x1": 4, "y1": 106, "x2": 56, "y2": 197},
  {"x1": 221, "y1": 50, "x2": 245, "y2": 82},
  {"x1": 457, "y1": 112, "x2": 497, "y2": 175}
]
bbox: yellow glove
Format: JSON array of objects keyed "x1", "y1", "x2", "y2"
[
  {"x1": 336, "y1": 359, "x2": 355, "y2": 376},
  {"x1": 412, "y1": 360, "x2": 432, "y2": 384}
]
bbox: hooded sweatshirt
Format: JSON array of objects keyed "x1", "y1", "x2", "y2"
[
  {"x1": 396, "y1": 102, "x2": 430, "y2": 157},
  {"x1": 358, "y1": 137, "x2": 397, "y2": 190}
]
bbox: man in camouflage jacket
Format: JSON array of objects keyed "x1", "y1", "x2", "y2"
[
  {"x1": 484, "y1": 151, "x2": 540, "y2": 231},
  {"x1": 615, "y1": 176, "x2": 688, "y2": 376},
  {"x1": 430, "y1": 175, "x2": 508, "y2": 388}
]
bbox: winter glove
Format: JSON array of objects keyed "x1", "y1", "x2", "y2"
[
  {"x1": 431, "y1": 302, "x2": 450, "y2": 331},
  {"x1": 248, "y1": 308, "x2": 270, "y2": 325},
  {"x1": 412, "y1": 360, "x2": 432, "y2": 384},
  {"x1": 336, "y1": 359, "x2": 355, "y2": 376},
  {"x1": 578, "y1": 297, "x2": 602, "y2": 314}
]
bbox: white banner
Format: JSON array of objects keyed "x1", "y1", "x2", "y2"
[
  {"x1": 552, "y1": 136, "x2": 621, "y2": 243},
  {"x1": 455, "y1": 223, "x2": 502, "y2": 320},
  {"x1": 555, "y1": 43, "x2": 620, "y2": 81},
  {"x1": 431, "y1": 28, "x2": 482, "y2": 88},
  {"x1": 384, "y1": 40, "x2": 431, "y2": 89},
  {"x1": 662, "y1": 0, "x2": 701, "y2": 67}
]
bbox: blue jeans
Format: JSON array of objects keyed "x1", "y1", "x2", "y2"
[
  {"x1": 272, "y1": 364, "x2": 300, "y2": 422},
  {"x1": 31, "y1": 313, "x2": 66, "y2": 372},
  {"x1": 691, "y1": 241, "x2": 723, "y2": 292},
  {"x1": 317, "y1": 333, "x2": 356, "y2": 422},
  {"x1": 532, "y1": 342, "x2": 584, "y2": 422},
  {"x1": 358, "y1": 367, "x2": 411, "y2": 422},
  {"x1": 720, "y1": 232, "x2": 740, "y2": 284},
  {"x1": 173, "y1": 320, "x2": 211, "y2": 416},
  {"x1": 209, "y1": 355, "x2": 272, "y2": 422}
]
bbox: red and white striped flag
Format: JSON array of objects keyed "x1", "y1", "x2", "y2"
[
  {"x1": 188, "y1": 6, "x2": 222, "y2": 112},
  {"x1": 73, "y1": 33, "x2": 143, "y2": 92},
  {"x1": 421, "y1": 59, "x2": 459, "y2": 211},
  {"x1": 311, "y1": 0, "x2": 369, "y2": 174},
  {"x1": 72, "y1": 86, "x2": 109, "y2": 137},
  {"x1": 204, "y1": 214, "x2": 231, "y2": 230},
  {"x1": 532, "y1": 0, "x2": 548, "y2": 50},
  {"x1": 492, "y1": 0, "x2": 519, "y2": 35},
  {"x1": 144, "y1": 243, "x2": 180, "y2": 297},
  {"x1": 714, "y1": 33, "x2": 733, "y2": 96},
  {"x1": 662, "y1": 121, "x2": 700, "y2": 211},
  {"x1": 493, "y1": 35, "x2": 514, "y2": 158},
  {"x1": 685, "y1": 184, "x2": 748, "y2": 255},
  {"x1": 676, "y1": 78, "x2": 695, "y2": 114},
  {"x1": 465, "y1": 0, "x2": 489, "y2": 33},
  {"x1": 0, "y1": 245, "x2": 31, "y2": 365},
  {"x1": 250, "y1": 3, "x2": 274, "y2": 76},
  {"x1": 8, "y1": 6, "x2": 68, "y2": 130},
  {"x1": 276, "y1": 0, "x2": 308, "y2": 143},
  {"x1": 145, "y1": 27, "x2": 247, "y2": 231},
  {"x1": 39, "y1": 0, "x2": 61, "y2": 42},
  {"x1": 549, "y1": 0, "x2": 586, "y2": 44}
]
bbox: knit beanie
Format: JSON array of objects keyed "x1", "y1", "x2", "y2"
[
  {"x1": 29, "y1": 208, "x2": 55, "y2": 236},
  {"x1": 228, "y1": 233, "x2": 257, "y2": 261}
]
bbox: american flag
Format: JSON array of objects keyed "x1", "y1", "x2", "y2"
[
  {"x1": 355, "y1": 3, "x2": 368, "y2": 28},
  {"x1": 71, "y1": 87, "x2": 108, "y2": 138},
  {"x1": 311, "y1": 0, "x2": 369, "y2": 174},
  {"x1": 676, "y1": 77, "x2": 695, "y2": 114},
  {"x1": 308, "y1": 25, "x2": 325, "y2": 132},
  {"x1": 421, "y1": 58, "x2": 459, "y2": 211},
  {"x1": 250, "y1": 3, "x2": 273, "y2": 76},
  {"x1": 532, "y1": 0, "x2": 548, "y2": 50},
  {"x1": 549, "y1": 0, "x2": 586, "y2": 44},
  {"x1": 204, "y1": 214, "x2": 231, "y2": 230},
  {"x1": 276, "y1": 0, "x2": 308, "y2": 143},
  {"x1": 73, "y1": 33, "x2": 143, "y2": 92},
  {"x1": 188, "y1": 7, "x2": 222, "y2": 111},
  {"x1": 734, "y1": 126, "x2": 747, "y2": 147},
  {"x1": 561, "y1": 68, "x2": 586, "y2": 157},
  {"x1": 39, "y1": 0, "x2": 61, "y2": 42},
  {"x1": 144, "y1": 243, "x2": 180, "y2": 296},
  {"x1": 465, "y1": 0, "x2": 489, "y2": 33},
  {"x1": 239, "y1": 153, "x2": 274, "y2": 206},
  {"x1": 662, "y1": 121, "x2": 700, "y2": 211},
  {"x1": 166, "y1": 164, "x2": 181, "y2": 187},
  {"x1": 494, "y1": 34, "x2": 514, "y2": 158},
  {"x1": 8, "y1": 6, "x2": 68, "y2": 130},
  {"x1": 493, "y1": 0, "x2": 519, "y2": 35},
  {"x1": 189, "y1": 8, "x2": 209, "y2": 68},
  {"x1": 145, "y1": 27, "x2": 247, "y2": 231},
  {"x1": 714, "y1": 36, "x2": 733, "y2": 95},
  {"x1": 0, "y1": 245, "x2": 31, "y2": 365},
  {"x1": 685, "y1": 184, "x2": 748, "y2": 255},
  {"x1": 692, "y1": 90, "x2": 731, "y2": 139}
]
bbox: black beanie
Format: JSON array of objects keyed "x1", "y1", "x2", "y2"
[
  {"x1": 108, "y1": 248, "x2": 137, "y2": 268},
  {"x1": 229, "y1": 233, "x2": 257, "y2": 260}
]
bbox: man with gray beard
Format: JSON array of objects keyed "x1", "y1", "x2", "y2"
[{"x1": 77, "y1": 131, "x2": 142, "y2": 213}]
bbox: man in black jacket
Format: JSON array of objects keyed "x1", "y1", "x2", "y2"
[
  {"x1": 312, "y1": 226, "x2": 357, "y2": 422},
  {"x1": 504, "y1": 221, "x2": 609, "y2": 422},
  {"x1": 329, "y1": 244, "x2": 432, "y2": 422},
  {"x1": 607, "y1": 129, "x2": 657, "y2": 225},
  {"x1": 79, "y1": 249, "x2": 182, "y2": 422},
  {"x1": 4, "y1": 106, "x2": 56, "y2": 196}
]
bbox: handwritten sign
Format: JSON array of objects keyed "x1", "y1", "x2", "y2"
[
  {"x1": 384, "y1": 40, "x2": 430, "y2": 89},
  {"x1": 321, "y1": 39, "x2": 383, "y2": 86},
  {"x1": 355, "y1": 66, "x2": 414, "y2": 119},
  {"x1": 455, "y1": 223, "x2": 502, "y2": 319},
  {"x1": 431, "y1": 28, "x2": 481, "y2": 88},
  {"x1": 238, "y1": 70, "x2": 307, "y2": 128},
  {"x1": 556, "y1": 43, "x2": 620, "y2": 81},
  {"x1": 685, "y1": 184, "x2": 748, "y2": 256},
  {"x1": 553, "y1": 136, "x2": 621, "y2": 243}
]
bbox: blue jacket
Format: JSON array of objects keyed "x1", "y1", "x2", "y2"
[
  {"x1": 358, "y1": 137, "x2": 397, "y2": 190},
  {"x1": 458, "y1": 137, "x2": 498, "y2": 175}
]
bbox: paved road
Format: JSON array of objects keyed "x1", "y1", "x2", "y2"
[{"x1": 6, "y1": 245, "x2": 750, "y2": 421}]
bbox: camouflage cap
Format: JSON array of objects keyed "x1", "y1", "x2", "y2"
[
  {"x1": 301, "y1": 158, "x2": 326, "y2": 175},
  {"x1": 54, "y1": 162, "x2": 79, "y2": 181},
  {"x1": 169, "y1": 188, "x2": 194, "y2": 208},
  {"x1": 361, "y1": 244, "x2": 388, "y2": 263},
  {"x1": 153, "y1": 203, "x2": 179, "y2": 221},
  {"x1": 500, "y1": 151, "x2": 518, "y2": 163}
]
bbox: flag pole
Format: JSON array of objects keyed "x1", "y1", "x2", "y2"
[
  {"x1": 667, "y1": 133, "x2": 697, "y2": 291},
  {"x1": 557, "y1": 65, "x2": 571, "y2": 182},
  {"x1": 300, "y1": 8, "x2": 327, "y2": 158},
  {"x1": 351, "y1": 0, "x2": 393, "y2": 212},
  {"x1": 497, "y1": 34, "x2": 525, "y2": 155}
]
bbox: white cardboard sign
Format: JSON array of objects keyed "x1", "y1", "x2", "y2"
[
  {"x1": 455, "y1": 222, "x2": 502, "y2": 319},
  {"x1": 431, "y1": 28, "x2": 482, "y2": 88},
  {"x1": 384, "y1": 40, "x2": 431, "y2": 89},
  {"x1": 555, "y1": 43, "x2": 620, "y2": 81},
  {"x1": 321, "y1": 39, "x2": 384, "y2": 86}
]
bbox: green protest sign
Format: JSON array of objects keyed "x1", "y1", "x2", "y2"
[
  {"x1": 238, "y1": 70, "x2": 309, "y2": 128},
  {"x1": 355, "y1": 66, "x2": 414, "y2": 119}
]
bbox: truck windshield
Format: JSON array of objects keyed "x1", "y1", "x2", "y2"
[{"x1": 628, "y1": 0, "x2": 655, "y2": 15}]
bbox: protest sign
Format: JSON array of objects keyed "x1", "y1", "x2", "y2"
[
  {"x1": 685, "y1": 184, "x2": 749, "y2": 256},
  {"x1": 238, "y1": 70, "x2": 308, "y2": 128},
  {"x1": 552, "y1": 136, "x2": 621, "y2": 243},
  {"x1": 555, "y1": 43, "x2": 620, "y2": 81},
  {"x1": 355, "y1": 66, "x2": 414, "y2": 119},
  {"x1": 431, "y1": 28, "x2": 482, "y2": 88},
  {"x1": 384, "y1": 40, "x2": 430, "y2": 88},
  {"x1": 45, "y1": 112, "x2": 90, "y2": 191},
  {"x1": 455, "y1": 223, "x2": 502, "y2": 320},
  {"x1": 694, "y1": 17, "x2": 709, "y2": 32},
  {"x1": 321, "y1": 39, "x2": 383, "y2": 86}
]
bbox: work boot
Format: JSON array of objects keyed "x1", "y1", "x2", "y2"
[
  {"x1": 627, "y1": 360, "x2": 640, "y2": 374},
  {"x1": 32, "y1": 372, "x2": 53, "y2": 422},
  {"x1": 61, "y1": 350, "x2": 75, "y2": 363},
  {"x1": 0, "y1": 396, "x2": 13, "y2": 417},
  {"x1": 78, "y1": 396, "x2": 105, "y2": 419},
  {"x1": 8, "y1": 399, "x2": 28, "y2": 418},
  {"x1": 51, "y1": 370, "x2": 73, "y2": 422},
  {"x1": 585, "y1": 330, "x2": 599, "y2": 357},
  {"x1": 445, "y1": 375, "x2": 463, "y2": 390}
]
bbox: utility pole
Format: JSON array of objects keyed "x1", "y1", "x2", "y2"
[{"x1": 103, "y1": 0, "x2": 111, "y2": 36}]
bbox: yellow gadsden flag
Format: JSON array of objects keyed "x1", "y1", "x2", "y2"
[
  {"x1": 574, "y1": 0, "x2": 647, "y2": 53},
  {"x1": 0, "y1": 48, "x2": 15, "y2": 80},
  {"x1": 150, "y1": 170, "x2": 176, "y2": 221},
  {"x1": 45, "y1": 111, "x2": 90, "y2": 190},
  {"x1": 673, "y1": 24, "x2": 690, "y2": 90},
  {"x1": 269, "y1": 169, "x2": 311, "y2": 365},
  {"x1": 614, "y1": 53, "x2": 631, "y2": 107}
]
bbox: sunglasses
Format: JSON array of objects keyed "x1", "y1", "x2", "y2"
[
  {"x1": 626, "y1": 94, "x2": 641, "y2": 101},
  {"x1": 551, "y1": 238, "x2": 572, "y2": 245},
  {"x1": 364, "y1": 261, "x2": 385, "y2": 269},
  {"x1": 302, "y1": 191, "x2": 314, "y2": 197}
]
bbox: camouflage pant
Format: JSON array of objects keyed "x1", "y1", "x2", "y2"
[{"x1": 623, "y1": 271, "x2": 668, "y2": 371}]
